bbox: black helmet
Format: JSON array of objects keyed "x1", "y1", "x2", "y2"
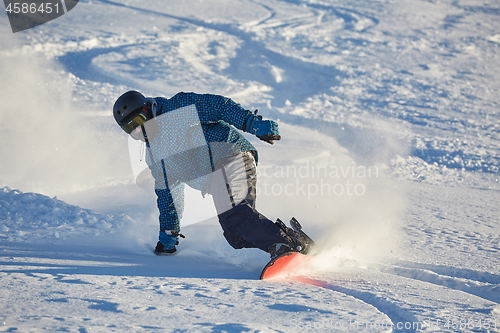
[{"x1": 113, "y1": 91, "x2": 148, "y2": 133}]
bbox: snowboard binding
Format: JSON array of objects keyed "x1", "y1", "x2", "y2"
[{"x1": 276, "y1": 217, "x2": 315, "y2": 255}]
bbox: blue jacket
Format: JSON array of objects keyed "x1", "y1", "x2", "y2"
[{"x1": 145, "y1": 92, "x2": 257, "y2": 232}]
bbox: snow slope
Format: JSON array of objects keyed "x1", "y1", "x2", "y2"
[{"x1": 0, "y1": 0, "x2": 499, "y2": 331}]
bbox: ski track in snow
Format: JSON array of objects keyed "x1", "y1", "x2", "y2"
[{"x1": 1, "y1": 0, "x2": 500, "y2": 331}]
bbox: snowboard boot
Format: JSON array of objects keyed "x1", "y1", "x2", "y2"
[
  {"x1": 274, "y1": 217, "x2": 315, "y2": 256},
  {"x1": 289, "y1": 217, "x2": 315, "y2": 253}
]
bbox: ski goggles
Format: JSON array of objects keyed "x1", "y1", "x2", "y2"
[{"x1": 121, "y1": 106, "x2": 147, "y2": 134}]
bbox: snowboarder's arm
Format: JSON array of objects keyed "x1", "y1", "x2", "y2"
[
  {"x1": 194, "y1": 93, "x2": 251, "y2": 129},
  {"x1": 154, "y1": 180, "x2": 184, "y2": 233},
  {"x1": 197, "y1": 94, "x2": 281, "y2": 144}
]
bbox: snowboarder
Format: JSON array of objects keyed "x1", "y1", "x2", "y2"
[{"x1": 113, "y1": 91, "x2": 313, "y2": 258}]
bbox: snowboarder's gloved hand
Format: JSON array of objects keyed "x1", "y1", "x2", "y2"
[
  {"x1": 155, "y1": 230, "x2": 182, "y2": 254},
  {"x1": 159, "y1": 230, "x2": 179, "y2": 248},
  {"x1": 244, "y1": 114, "x2": 281, "y2": 144}
]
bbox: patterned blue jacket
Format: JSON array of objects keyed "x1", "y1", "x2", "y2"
[{"x1": 145, "y1": 92, "x2": 257, "y2": 232}]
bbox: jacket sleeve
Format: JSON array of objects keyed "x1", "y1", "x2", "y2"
[
  {"x1": 193, "y1": 93, "x2": 253, "y2": 130},
  {"x1": 155, "y1": 180, "x2": 184, "y2": 232}
]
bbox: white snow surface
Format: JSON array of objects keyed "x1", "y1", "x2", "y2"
[{"x1": 0, "y1": 0, "x2": 499, "y2": 332}]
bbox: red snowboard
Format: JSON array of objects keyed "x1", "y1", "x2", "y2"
[{"x1": 259, "y1": 252, "x2": 311, "y2": 280}]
